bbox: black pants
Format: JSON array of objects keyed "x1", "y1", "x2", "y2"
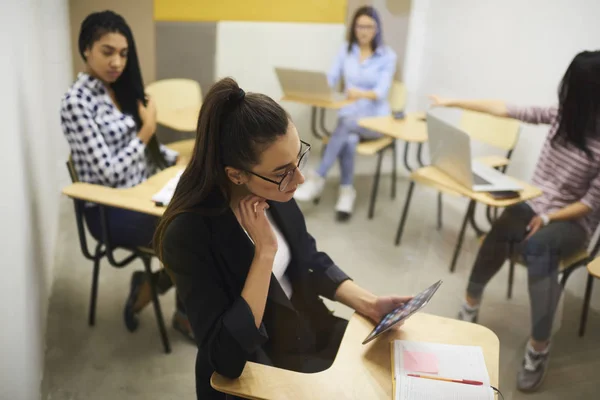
[
  {"x1": 467, "y1": 203, "x2": 586, "y2": 341},
  {"x1": 84, "y1": 205, "x2": 185, "y2": 312},
  {"x1": 225, "y1": 318, "x2": 348, "y2": 400}
]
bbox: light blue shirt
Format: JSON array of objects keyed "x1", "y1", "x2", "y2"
[{"x1": 327, "y1": 43, "x2": 397, "y2": 118}]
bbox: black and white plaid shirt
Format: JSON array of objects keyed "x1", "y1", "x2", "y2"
[{"x1": 60, "y1": 73, "x2": 178, "y2": 188}]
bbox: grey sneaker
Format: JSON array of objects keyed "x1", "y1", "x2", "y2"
[
  {"x1": 457, "y1": 302, "x2": 479, "y2": 323},
  {"x1": 517, "y1": 343, "x2": 550, "y2": 392}
]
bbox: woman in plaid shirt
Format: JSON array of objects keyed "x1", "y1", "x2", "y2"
[
  {"x1": 60, "y1": 11, "x2": 193, "y2": 341},
  {"x1": 431, "y1": 50, "x2": 600, "y2": 392}
]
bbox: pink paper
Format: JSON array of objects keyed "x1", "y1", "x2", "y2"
[{"x1": 403, "y1": 350, "x2": 439, "y2": 374}]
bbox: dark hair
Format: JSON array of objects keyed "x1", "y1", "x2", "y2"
[
  {"x1": 78, "y1": 10, "x2": 168, "y2": 169},
  {"x1": 347, "y1": 6, "x2": 383, "y2": 53},
  {"x1": 554, "y1": 50, "x2": 600, "y2": 157},
  {"x1": 153, "y1": 77, "x2": 290, "y2": 259}
]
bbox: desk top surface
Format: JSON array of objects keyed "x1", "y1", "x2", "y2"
[
  {"x1": 211, "y1": 312, "x2": 499, "y2": 400},
  {"x1": 280, "y1": 95, "x2": 355, "y2": 109},
  {"x1": 62, "y1": 165, "x2": 183, "y2": 217},
  {"x1": 588, "y1": 257, "x2": 600, "y2": 278},
  {"x1": 411, "y1": 166, "x2": 542, "y2": 207},
  {"x1": 358, "y1": 113, "x2": 428, "y2": 142},
  {"x1": 157, "y1": 105, "x2": 201, "y2": 132}
]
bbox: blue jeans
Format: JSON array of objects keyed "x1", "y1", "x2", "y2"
[
  {"x1": 316, "y1": 117, "x2": 383, "y2": 185},
  {"x1": 84, "y1": 205, "x2": 184, "y2": 312},
  {"x1": 467, "y1": 203, "x2": 586, "y2": 341}
]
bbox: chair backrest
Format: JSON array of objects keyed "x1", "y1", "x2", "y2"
[
  {"x1": 459, "y1": 110, "x2": 520, "y2": 152},
  {"x1": 145, "y1": 79, "x2": 202, "y2": 112},
  {"x1": 388, "y1": 80, "x2": 406, "y2": 112}
]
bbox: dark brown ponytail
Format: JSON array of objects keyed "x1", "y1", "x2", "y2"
[{"x1": 153, "y1": 77, "x2": 289, "y2": 260}]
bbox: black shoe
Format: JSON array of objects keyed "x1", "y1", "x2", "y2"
[{"x1": 124, "y1": 271, "x2": 147, "y2": 332}]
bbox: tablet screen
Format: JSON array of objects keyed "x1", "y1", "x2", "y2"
[{"x1": 362, "y1": 280, "x2": 443, "y2": 345}]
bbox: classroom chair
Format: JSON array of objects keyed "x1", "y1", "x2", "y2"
[
  {"x1": 321, "y1": 81, "x2": 407, "y2": 218},
  {"x1": 65, "y1": 158, "x2": 171, "y2": 353},
  {"x1": 145, "y1": 78, "x2": 202, "y2": 132},
  {"x1": 579, "y1": 256, "x2": 600, "y2": 336}
]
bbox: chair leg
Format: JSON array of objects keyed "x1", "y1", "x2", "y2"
[
  {"x1": 437, "y1": 192, "x2": 443, "y2": 230},
  {"x1": 579, "y1": 274, "x2": 595, "y2": 337},
  {"x1": 395, "y1": 181, "x2": 415, "y2": 246},
  {"x1": 507, "y1": 242, "x2": 515, "y2": 299},
  {"x1": 368, "y1": 151, "x2": 384, "y2": 219},
  {"x1": 142, "y1": 257, "x2": 171, "y2": 354},
  {"x1": 449, "y1": 200, "x2": 475, "y2": 273},
  {"x1": 391, "y1": 143, "x2": 397, "y2": 199},
  {"x1": 88, "y1": 243, "x2": 103, "y2": 327}
]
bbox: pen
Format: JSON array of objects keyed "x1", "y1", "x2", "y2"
[{"x1": 407, "y1": 374, "x2": 483, "y2": 386}]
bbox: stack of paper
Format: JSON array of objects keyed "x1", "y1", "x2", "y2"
[
  {"x1": 392, "y1": 341, "x2": 494, "y2": 400},
  {"x1": 151, "y1": 170, "x2": 183, "y2": 206}
]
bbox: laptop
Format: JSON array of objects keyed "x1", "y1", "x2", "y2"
[
  {"x1": 426, "y1": 112, "x2": 522, "y2": 192},
  {"x1": 275, "y1": 67, "x2": 347, "y2": 102}
]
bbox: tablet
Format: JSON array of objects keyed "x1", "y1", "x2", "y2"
[{"x1": 362, "y1": 280, "x2": 443, "y2": 345}]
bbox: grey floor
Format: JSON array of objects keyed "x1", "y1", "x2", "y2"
[{"x1": 43, "y1": 174, "x2": 600, "y2": 400}]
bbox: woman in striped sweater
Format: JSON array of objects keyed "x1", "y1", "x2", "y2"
[{"x1": 430, "y1": 50, "x2": 600, "y2": 392}]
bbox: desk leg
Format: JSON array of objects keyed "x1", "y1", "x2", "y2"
[
  {"x1": 88, "y1": 242, "x2": 103, "y2": 327},
  {"x1": 507, "y1": 242, "x2": 515, "y2": 299},
  {"x1": 449, "y1": 200, "x2": 475, "y2": 272},
  {"x1": 395, "y1": 180, "x2": 415, "y2": 246},
  {"x1": 319, "y1": 107, "x2": 332, "y2": 136},
  {"x1": 310, "y1": 107, "x2": 324, "y2": 140},
  {"x1": 579, "y1": 274, "x2": 595, "y2": 337},
  {"x1": 402, "y1": 141, "x2": 413, "y2": 172},
  {"x1": 417, "y1": 143, "x2": 425, "y2": 167},
  {"x1": 143, "y1": 256, "x2": 172, "y2": 354},
  {"x1": 437, "y1": 192, "x2": 443, "y2": 230},
  {"x1": 391, "y1": 140, "x2": 397, "y2": 199},
  {"x1": 368, "y1": 150, "x2": 385, "y2": 219}
]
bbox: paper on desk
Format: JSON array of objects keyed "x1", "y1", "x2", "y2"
[
  {"x1": 400, "y1": 376, "x2": 493, "y2": 400},
  {"x1": 151, "y1": 170, "x2": 183, "y2": 206},
  {"x1": 394, "y1": 341, "x2": 493, "y2": 400}
]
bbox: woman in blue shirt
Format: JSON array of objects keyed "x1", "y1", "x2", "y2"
[{"x1": 294, "y1": 6, "x2": 397, "y2": 220}]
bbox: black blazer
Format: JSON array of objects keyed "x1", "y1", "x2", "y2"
[{"x1": 162, "y1": 195, "x2": 351, "y2": 400}]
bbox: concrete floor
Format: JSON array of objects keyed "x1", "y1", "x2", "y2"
[{"x1": 43, "y1": 174, "x2": 600, "y2": 399}]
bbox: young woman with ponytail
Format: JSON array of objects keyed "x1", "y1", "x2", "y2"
[{"x1": 154, "y1": 77, "x2": 412, "y2": 399}]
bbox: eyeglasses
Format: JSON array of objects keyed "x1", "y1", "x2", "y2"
[
  {"x1": 246, "y1": 140, "x2": 311, "y2": 192},
  {"x1": 356, "y1": 24, "x2": 377, "y2": 31}
]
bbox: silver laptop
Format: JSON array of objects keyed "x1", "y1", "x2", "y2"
[
  {"x1": 275, "y1": 67, "x2": 346, "y2": 102},
  {"x1": 426, "y1": 112, "x2": 522, "y2": 192}
]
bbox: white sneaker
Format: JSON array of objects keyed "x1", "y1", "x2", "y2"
[
  {"x1": 335, "y1": 185, "x2": 356, "y2": 221},
  {"x1": 294, "y1": 173, "x2": 325, "y2": 203}
]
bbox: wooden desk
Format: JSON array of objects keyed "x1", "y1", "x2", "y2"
[
  {"x1": 62, "y1": 166, "x2": 183, "y2": 217},
  {"x1": 166, "y1": 138, "x2": 195, "y2": 159},
  {"x1": 358, "y1": 113, "x2": 427, "y2": 172},
  {"x1": 211, "y1": 312, "x2": 499, "y2": 399},
  {"x1": 281, "y1": 95, "x2": 355, "y2": 139},
  {"x1": 396, "y1": 166, "x2": 543, "y2": 272},
  {"x1": 157, "y1": 105, "x2": 201, "y2": 132}
]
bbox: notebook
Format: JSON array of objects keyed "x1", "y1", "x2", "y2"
[
  {"x1": 151, "y1": 170, "x2": 183, "y2": 206},
  {"x1": 392, "y1": 341, "x2": 494, "y2": 400}
]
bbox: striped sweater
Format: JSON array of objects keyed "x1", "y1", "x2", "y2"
[{"x1": 508, "y1": 105, "x2": 600, "y2": 238}]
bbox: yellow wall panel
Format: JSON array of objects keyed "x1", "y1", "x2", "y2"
[{"x1": 154, "y1": 0, "x2": 347, "y2": 23}]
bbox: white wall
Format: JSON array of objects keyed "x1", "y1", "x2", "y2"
[
  {"x1": 404, "y1": 0, "x2": 600, "y2": 181},
  {"x1": 216, "y1": 21, "x2": 390, "y2": 176},
  {"x1": 0, "y1": 0, "x2": 72, "y2": 399},
  {"x1": 403, "y1": 0, "x2": 600, "y2": 306}
]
